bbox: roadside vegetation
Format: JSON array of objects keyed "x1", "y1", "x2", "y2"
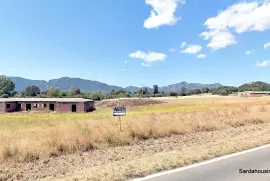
[{"x1": 1, "y1": 78, "x2": 270, "y2": 100}]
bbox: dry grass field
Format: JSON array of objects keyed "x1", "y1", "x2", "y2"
[{"x1": 0, "y1": 95, "x2": 270, "y2": 180}]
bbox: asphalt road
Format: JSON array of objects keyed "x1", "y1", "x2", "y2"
[{"x1": 138, "y1": 145, "x2": 270, "y2": 181}]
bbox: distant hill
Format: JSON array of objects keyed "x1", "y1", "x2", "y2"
[
  {"x1": 47, "y1": 77, "x2": 122, "y2": 92},
  {"x1": 0, "y1": 75, "x2": 48, "y2": 91},
  {"x1": 0, "y1": 75, "x2": 223, "y2": 93},
  {"x1": 159, "y1": 81, "x2": 223, "y2": 92}
]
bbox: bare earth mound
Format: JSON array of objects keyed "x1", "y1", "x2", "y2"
[{"x1": 95, "y1": 99, "x2": 165, "y2": 108}]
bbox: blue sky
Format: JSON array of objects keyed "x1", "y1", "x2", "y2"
[{"x1": 0, "y1": 0, "x2": 269, "y2": 87}]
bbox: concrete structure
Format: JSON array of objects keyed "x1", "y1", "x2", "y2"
[
  {"x1": 237, "y1": 91, "x2": 270, "y2": 97},
  {"x1": 0, "y1": 98, "x2": 94, "y2": 113}
]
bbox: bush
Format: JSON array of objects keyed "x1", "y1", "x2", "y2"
[
  {"x1": 0, "y1": 94, "x2": 9, "y2": 98},
  {"x1": 168, "y1": 91, "x2": 178, "y2": 97},
  {"x1": 46, "y1": 88, "x2": 60, "y2": 97},
  {"x1": 69, "y1": 86, "x2": 81, "y2": 96},
  {"x1": 59, "y1": 92, "x2": 67, "y2": 97},
  {"x1": 87, "y1": 92, "x2": 104, "y2": 101},
  {"x1": 24, "y1": 85, "x2": 40, "y2": 97}
]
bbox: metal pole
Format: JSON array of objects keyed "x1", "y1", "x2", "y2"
[
  {"x1": 119, "y1": 116, "x2": 122, "y2": 132},
  {"x1": 118, "y1": 100, "x2": 122, "y2": 132}
]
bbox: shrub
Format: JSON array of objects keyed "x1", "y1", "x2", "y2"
[
  {"x1": 0, "y1": 94, "x2": 9, "y2": 98},
  {"x1": 24, "y1": 85, "x2": 40, "y2": 97}
]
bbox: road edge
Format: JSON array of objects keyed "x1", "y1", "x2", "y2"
[{"x1": 131, "y1": 144, "x2": 270, "y2": 181}]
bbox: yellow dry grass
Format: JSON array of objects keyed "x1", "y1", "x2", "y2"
[
  {"x1": 57, "y1": 122, "x2": 270, "y2": 181},
  {"x1": 0, "y1": 96, "x2": 269, "y2": 162}
]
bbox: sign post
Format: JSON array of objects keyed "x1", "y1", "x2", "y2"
[{"x1": 113, "y1": 102, "x2": 126, "y2": 131}]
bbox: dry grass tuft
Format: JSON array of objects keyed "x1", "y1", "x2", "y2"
[
  {"x1": 258, "y1": 105, "x2": 268, "y2": 112},
  {"x1": 240, "y1": 104, "x2": 251, "y2": 113}
]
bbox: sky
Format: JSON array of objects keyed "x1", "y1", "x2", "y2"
[{"x1": 0, "y1": 0, "x2": 270, "y2": 87}]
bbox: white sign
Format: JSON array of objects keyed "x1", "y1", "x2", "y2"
[{"x1": 113, "y1": 106, "x2": 126, "y2": 116}]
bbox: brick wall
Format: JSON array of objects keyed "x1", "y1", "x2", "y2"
[
  {"x1": 0, "y1": 103, "x2": 5, "y2": 113},
  {"x1": 20, "y1": 102, "x2": 55, "y2": 112},
  {"x1": 57, "y1": 103, "x2": 72, "y2": 112},
  {"x1": 84, "y1": 101, "x2": 95, "y2": 112},
  {"x1": 57, "y1": 103, "x2": 84, "y2": 113},
  {"x1": 0, "y1": 101, "x2": 94, "y2": 113},
  {"x1": 77, "y1": 103, "x2": 83, "y2": 112},
  {"x1": 5, "y1": 102, "x2": 17, "y2": 112}
]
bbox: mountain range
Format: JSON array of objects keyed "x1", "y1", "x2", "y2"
[{"x1": 0, "y1": 75, "x2": 223, "y2": 93}]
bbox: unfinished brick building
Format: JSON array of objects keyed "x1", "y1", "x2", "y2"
[{"x1": 0, "y1": 98, "x2": 94, "y2": 113}]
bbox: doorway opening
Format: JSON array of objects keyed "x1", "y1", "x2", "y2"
[
  {"x1": 49, "y1": 104, "x2": 55, "y2": 111},
  {"x1": 17, "y1": 104, "x2": 21, "y2": 111},
  {"x1": 26, "y1": 104, "x2": 31, "y2": 111},
  {"x1": 72, "y1": 104, "x2": 77, "y2": 112}
]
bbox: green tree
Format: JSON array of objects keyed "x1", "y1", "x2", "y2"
[
  {"x1": 216, "y1": 89, "x2": 228, "y2": 96},
  {"x1": 211, "y1": 86, "x2": 238, "y2": 96},
  {"x1": 238, "y1": 81, "x2": 270, "y2": 92},
  {"x1": 69, "y1": 86, "x2": 81, "y2": 96},
  {"x1": 153, "y1": 85, "x2": 159, "y2": 94},
  {"x1": 169, "y1": 91, "x2": 178, "y2": 96},
  {"x1": 88, "y1": 92, "x2": 104, "y2": 100},
  {"x1": 47, "y1": 88, "x2": 60, "y2": 97},
  {"x1": 190, "y1": 89, "x2": 201, "y2": 95},
  {"x1": 138, "y1": 88, "x2": 148, "y2": 95},
  {"x1": 201, "y1": 87, "x2": 210, "y2": 93},
  {"x1": 24, "y1": 85, "x2": 40, "y2": 97},
  {"x1": 179, "y1": 87, "x2": 187, "y2": 96},
  {"x1": 124, "y1": 92, "x2": 131, "y2": 98},
  {"x1": 0, "y1": 78, "x2": 15, "y2": 96},
  {"x1": 14, "y1": 92, "x2": 24, "y2": 98},
  {"x1": 59, "y1": 92, "x2": 67, "y2": 97}
]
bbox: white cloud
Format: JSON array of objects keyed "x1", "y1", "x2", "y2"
[
  {"x1": 141, "y1": 62, "x2": 151, "y2": 67},
  {"x1": 201, "y1": 1, "x2": 270, "y2": 50},
  {"x1": 256, "y1": 61, "x2": 270, "y2": 67},
  {"x1": 145, "y1": 51, "x2": 167, "y2": 62},
  {"x1": 181, "y1": 41, "x2": 187, "y2": 48},
  {"x1": 129, "y1": 51, "x2": 147, "y2": 59},
  {"x1": 144, "y1": 0, "x2": 186, "y2": 29},
  {"x1": 169, "y1": 48, "x2": 176, "y2": 52},
  {"x1": 124, "y1": 60, "x2": 128, "y2": 64},
  {"x1": 264, "y1": 42, "x2": 270, "y2": 49},
  {"x1": 121, "y1": 69, "x2": 127, "y2": 72},
  {"x1": 245, "y1": 49, "x2": 255, "y2": 55},
  {"x1": 181, "y1": 45, "x2": 202, "y2": 54},
  {"x1": 196, "y1": 54, "x2": 207, "y2": 59},
  {"x1": 129, "y1": 51, "x2": 167, "y2": 66},
  {"x1": 201, "y1": 31, "x2": 237, "y2": 50}
]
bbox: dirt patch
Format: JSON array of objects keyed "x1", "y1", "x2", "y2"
[
  {"x1": 95, "y1": 99, "x2": 165, "y2": 108},
  {"x1": 0, "y1": 122, "x2": 270, "y2": 181}
]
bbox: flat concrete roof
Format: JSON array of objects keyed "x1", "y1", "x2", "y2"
[{"x1": 0, "y1": 98, "x2": 93, "y2": 103}]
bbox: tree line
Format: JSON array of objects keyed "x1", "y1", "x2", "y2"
[{"x1": 0, "y1": 78, "x2": 270, "y2": 100}]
